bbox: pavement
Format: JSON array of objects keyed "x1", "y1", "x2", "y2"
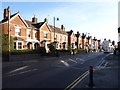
[{"x1": 76, "y1": 53, "x2": 120, "y2": 88}]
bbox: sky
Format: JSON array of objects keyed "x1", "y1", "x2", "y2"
[{"x1": 0, "y1": 0, "x2": 119, "y2": 44}]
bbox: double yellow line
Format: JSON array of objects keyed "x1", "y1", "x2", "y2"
[{"x1": 64, "y1": 70, "x2": 89, "y2": 90}]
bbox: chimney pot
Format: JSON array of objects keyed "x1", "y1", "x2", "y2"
[
  {"x1": 44, "y1": 18, "x2": 48, "y2": 23},
  {"x1": 4, "y1": 7, "x2": 10, "y2": 19},
  {"x1": 61, "y1": 25, "x2": 65, "y2": 31},
  {"x1": 32, "y1": 16, "x2": 37, "y2": 24}
]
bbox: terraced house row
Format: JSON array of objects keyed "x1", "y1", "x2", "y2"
[{"x1": 0, "y1": 7, "x2": 101, "y2": 52}]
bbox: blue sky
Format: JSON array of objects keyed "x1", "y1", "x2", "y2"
[{"x1": 1, "y1": 1, "x2": 118, "y2": 44}]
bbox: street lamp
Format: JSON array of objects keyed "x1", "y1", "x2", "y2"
[{"x1": 53, "y1": 17, "x2": 59, "y2": 42}]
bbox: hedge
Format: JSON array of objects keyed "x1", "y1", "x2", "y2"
[
  {"x1": 1, "y1": 33, "x2": 14, "y2": 56},
  {"x1": 11, "y1": 47, "x2": 46, "y2": 55}
]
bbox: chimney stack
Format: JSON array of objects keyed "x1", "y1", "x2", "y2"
[
  {"x1": 4, "y1": 7, "x2": 10, "y2": 19},
  {"x1": 77, "y1": 31, "x2": 80, "y2": 35},
  {"x1": 44, "y1": 18, "x2": 48, "y2": 23},
  {"x1": 32, "y1": 15, "x2": 37, "y2": 24},
  {"x1": 61, "y1": 25, "x2": 65, "y2": 31}
]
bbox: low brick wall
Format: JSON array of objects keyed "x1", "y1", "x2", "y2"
[
  {"x1": 2, "y1": 54, "x2": 42, "y2": 62},
  {"x1": 2, "y1": 51, "x2": 85, "y2": 62},
  {"x1": 10, "y1": 54, "x2": 42, "y2": 61}
]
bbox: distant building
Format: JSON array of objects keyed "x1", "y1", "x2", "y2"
[
  {"x1": 81, "y1": 33, "x2": 86, "y2": 49},
  {"x1": 101, "y1": 39, "x2": 115, "y2": 52},
  {"x1": 75, "y1": 31, "x2": 82, "y2": 49},
  {"x1": 101, "y1": 39, "x2": 109, "y2": 51},
  {"x1": 67, "y1": 30, "x2": 77, "y2": 49},
  {"x1": 118, "y1": 27, "x2": 120, "y2": 49},
  {"x1": 92, "y1": 37, "x2": 98, "y2": 51}
]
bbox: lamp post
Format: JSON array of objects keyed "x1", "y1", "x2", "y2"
[
  {"x1": 8, "y1": 6, "x2": 10, "y2": 61},
  {"x1": 53, "y1": 17, "x2": 59, "y2": 43}
]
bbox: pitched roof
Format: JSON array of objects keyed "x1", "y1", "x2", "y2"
[
  {"x1": 25, "y1": 20, "x2": 44, "y2": 29},
  {"x1": 1, "y1": 12, "x2": 18, "y2": 23},
  {"x1": 66, "y1": 30, "x2": 73, "y2": 36},
  {"x1": 49, "y1": 25, "x2": 68, "y2": 35}
]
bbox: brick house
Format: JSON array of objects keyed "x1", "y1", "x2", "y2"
[
  {"x1": 0, "y1": 7, "x2": 68, "y2": 51},
  {"x1": 49, "y1": 24, "x2": 68, "y2": 50},
  {"x1": 75, "y1": 31, "x2": 82, "y2": 49},
  {"x1": 81, "y1": 33, "x2": 87, "y2": 49},
  {"x1": 0, "y1": 11, "x2": 30, "y2": 50},
  {"x1": 118, "y1": 27, "x2": 120, "y2": 49},
  {"x1": 86, "y1": 35, "x2": 92, "y2": 50},
  {"x1": 67, "y1": 30, "x2": 77, "y2": 49},
  {"x1": 92, "y1": 37, "x2": 98, "y2": 51}
]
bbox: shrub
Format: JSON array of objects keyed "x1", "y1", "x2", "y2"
[
  {"x1": 2, "y1": 34, "x2": 14, "y2": 56},
  {"x1": 77, "y1": 49, "x2": 85, "y2": 52},
  {"x1": 57, "y1": 49, "x2": 70, "y2": 52},
  {"x1": 11, "y1": 47, "x2": 46, "y2": 55},
  {"x1": 67, "y1": 46, "x2": 72, "y2": 52},
  {"x1": 48, "y1": 43, "x2": 56, "y2": 53},
  {"x1": 36, "y1": 47, "x2": 46, "y2": 56}
]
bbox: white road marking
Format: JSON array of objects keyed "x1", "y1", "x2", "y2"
[
  {"x1": 69, "y1": 59, "x2": 77, "y2": 63},
  {"x1": 6, "y1": 69, "x2": 38, "y2": 77},
  {"x1": 7, "y1": 66, "x2": 28, "y2": 74},
  {"x1": 60, "y1": 60, "x2": 70, "y2": 67}
]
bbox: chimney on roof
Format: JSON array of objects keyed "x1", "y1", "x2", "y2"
[
  {"x1": 77, "y1": 31, "x2": 80, "y2": 35},
  {"x1": 44, "y1": 18, "x2": 48, "y2": 23},
  {"x1": 61, "y1": 25, "x2": 65, "y2": 31},
  {"x1": 4, "y1": 6, "x2": 10, "y2": 19},
  {"x1": 32, "y1": 15, "x2": 37, "y2": 24}
]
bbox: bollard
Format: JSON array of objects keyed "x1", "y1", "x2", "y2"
[{"x1": 88, "y1": 66, "x2": 94, "y2": 88}]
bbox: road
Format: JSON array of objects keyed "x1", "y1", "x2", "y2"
[{"x1": 2, "y1": 52, "x2": 119, "y2": 89}]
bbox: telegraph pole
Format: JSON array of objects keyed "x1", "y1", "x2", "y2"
[
  {"x1": 8, "y1": 6, "x2": 10, "y2": 61},
  {"x1": 54, "y1": 17, "x2": 55, "y2": 42}
]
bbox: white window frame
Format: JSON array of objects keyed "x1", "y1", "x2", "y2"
[
  {"x1": 60, "y1": 35, "x2": 62, "y2": 41},
  {"x1": 44, "y1": 31, "x2": 47, "y2": 39},
  {"x1": 64, "y1": 36, "x2": 66, "y2": 42},
  {"x1": 14, "y1": 40, "x2": 23, "y2": 50},
  {"x1": 15, "y1": 27, "x2": 21, "y2": 36},
  {"x1": 33, "y1": 30, "x2": 37, "y2": 39},
  {"x1": 27, "y1": 29, "x2": 31, "y2": 38},
  {"x1": 55, "y1": 35, "x2": 57, "y2": 40}
]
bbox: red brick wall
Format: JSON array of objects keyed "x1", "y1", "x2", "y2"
[{"x1": 10, "y1": 15, "x2": 27, "y2": 27}]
